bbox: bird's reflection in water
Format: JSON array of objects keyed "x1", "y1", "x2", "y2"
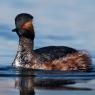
[
  {"x1": 15, "y1": 77, "x2": 35, "y2": 95},
  {"x1": 15, "y1": 69, "x2": 92, "y2": 95}
]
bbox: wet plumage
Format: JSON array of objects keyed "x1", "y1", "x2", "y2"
[{"x1": 12, "y1": 13, "x2": 92, "y2": 71}]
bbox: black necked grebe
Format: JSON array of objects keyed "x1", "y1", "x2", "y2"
[{"x1": 12, "y1": 13, "x2": 92, "y2": 71}]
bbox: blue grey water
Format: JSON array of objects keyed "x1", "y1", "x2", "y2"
[{"x1": 0, "y1": 0, "x2": 95, "y2": 95}]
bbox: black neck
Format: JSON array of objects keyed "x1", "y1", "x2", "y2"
[
  {"x1": 18, "y1": 36, "x2": 34, "y2": 52},
  {"x1": 12, "y1": 36, "x2": 34, "y2": 66}
]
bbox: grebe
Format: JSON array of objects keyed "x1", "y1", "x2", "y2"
[{"x1": 12, "y1": 13, "x2": 91, "y2": 71}]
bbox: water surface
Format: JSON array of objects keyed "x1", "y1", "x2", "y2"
[{"x1": 0, "y1": 0, "x2": 95, "y2": 95}]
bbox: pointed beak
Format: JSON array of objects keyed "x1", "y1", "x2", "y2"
[{"x1": 12, "y1": 28, "x2": 17, "y2": 32}]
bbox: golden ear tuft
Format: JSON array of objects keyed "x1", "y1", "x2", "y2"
[{"x1": 21, "y1": 20, "x2": 33, "y2": 31}]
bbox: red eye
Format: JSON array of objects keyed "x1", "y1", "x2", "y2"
[{"x1": 21, "y1": 23, "x2": 25, "y2": 29}]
